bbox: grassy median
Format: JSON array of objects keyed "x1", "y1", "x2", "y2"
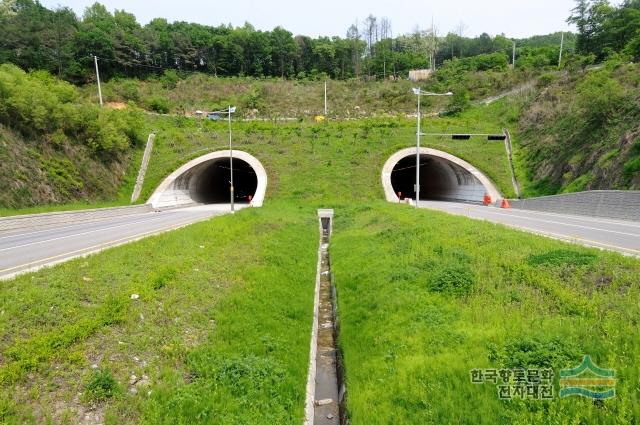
[
  {"x1": 331, "y1": 202, "x2": 640, "y2": 424},
  {"x1": 0, "y1": 203, "x2": 317, "y2": 424}
]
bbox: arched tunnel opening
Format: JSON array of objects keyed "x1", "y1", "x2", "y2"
[
  {"x1": 382, "y1": 149, "x2": 501, "y2": 205},
  {"x1": 189, "y1": 158, "x2": 258, "y2": 204},
  {"x1": 148, "y1": 150, "x2": 268, "y2": 209}
]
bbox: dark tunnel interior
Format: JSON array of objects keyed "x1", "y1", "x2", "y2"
[
  {"x1": 191, "y1": 158, "x2": 258, "y2": 204},
  {"x1": 390, "y1": 154, "x2": 483, "y2": 202}
]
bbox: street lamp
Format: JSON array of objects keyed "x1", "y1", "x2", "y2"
[
  {"x1": 209, "y1": 105, "x2": 237, "y2": 213},
  {"x1": 411, "y1": 88, "x2": 453, "y2": 208}
]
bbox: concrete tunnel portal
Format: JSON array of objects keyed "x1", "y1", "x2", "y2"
[
  {"x1": 148, "y1": 150, "x2": 267, "y2": 209},
  {"x1": 382, "y1": 147, "x2": 501, "y2": 204}
]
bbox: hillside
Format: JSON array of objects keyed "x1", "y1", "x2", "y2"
[
  {"x1": 0, "y1": 125, "x2": 138, "y2": 210},
  {"x1": 516, "y1": 61, "x2": 640, "y2": 196},
  {"x1": 81, "y1": 66, "x2": 532, "y2": 119},
  {"x1": 0, "y1": 64, "x2": 146, "y2": 211}
]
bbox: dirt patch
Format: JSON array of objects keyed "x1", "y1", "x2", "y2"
[{"x1": 105, "y1": 102, "x2": 127, "y2": 110}]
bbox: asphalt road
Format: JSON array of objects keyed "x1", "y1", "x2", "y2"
[
  {"x1": 417, "y1": 201, "x2": 640, "y2": 257},
  {"x1": 0, "y1": 204, "x2": 238, "y2": 280}
]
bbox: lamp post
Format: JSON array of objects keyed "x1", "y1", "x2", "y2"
[
  {"x1": 411, "y1": 88, "x2": 453, "y2": 208},
  {"x1": 209, "y1": 106, "x2": 237, "y2": 213}
]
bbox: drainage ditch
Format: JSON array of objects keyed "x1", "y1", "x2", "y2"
[{"x1": 305, "y1": 209, "x2": 347, "y2": 425}]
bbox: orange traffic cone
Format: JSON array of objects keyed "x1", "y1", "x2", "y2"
[
  {"x1": 483, "y1": 194, "x2": 492, "y2": 206},
  {"x1": 500, "y1": 198, "x2": 511, "y2": 209}
]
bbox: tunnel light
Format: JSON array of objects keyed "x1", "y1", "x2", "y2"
[{"x1": 487, "y1": 134, "x2": 507, "y2": 141}]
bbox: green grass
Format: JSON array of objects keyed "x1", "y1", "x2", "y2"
[
  {"x1": 331, "y1": 202, "x2": 640, "y2": 424},
  {"x1": 0, "y1": 204, "x2": 317, "y2": 423}
]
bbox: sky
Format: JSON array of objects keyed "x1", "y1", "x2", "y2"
[{"x1": 40, "y1": 0, "x2": 583, "y2": 39}]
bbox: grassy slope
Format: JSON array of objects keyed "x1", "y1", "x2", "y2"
[
  {"x1": 83, "y1": 70, "x2": 531, "y2": 120},
  {"x1": 140, "y1": 99, "x2": 519, "y2": 203},
  {"x1": 0, "y1": 204, "x2": 317, "y2": 424},
  {"x1": 0, "y1": 124, "x2": 144, "y2": 216},
  {"x1": 332, "y1": 203, "x2": 639, "y2": 424}
]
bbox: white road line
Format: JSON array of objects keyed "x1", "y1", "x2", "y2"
[
  {"x1": 493, "y1": 207, "x2": 640, "y2": 228},
  {"x1": 417, "y1": 204, "x2": 640, "y2": 256},
  {"x1": 0, "y1": 213, "x2": 200, "y2": 252},
  {"x1": 0, "y1": 212, "x2": 159, "y2": 240},
  {"x1": 0, "y1": 216, "x2": 214, "y2": 279},
  {"x1": 421, "y1": 204, "x2": 640, "y2": 238}
]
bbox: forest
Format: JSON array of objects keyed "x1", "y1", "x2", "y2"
[{"x1": 0, "y1": 0, "x2": 580, "y2": 82}]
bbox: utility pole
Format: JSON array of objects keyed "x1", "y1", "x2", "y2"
[
  {"x1": 512, "y1": 42, "x2": 516, "y2": 69},
  {"x1": 415, "y1": 90, "x2": 421, "y2": 208},
  {"x1": 411, "y1": 89, "x2": 453, "y2": 208},
  {"x1": 228, "y1": 105, "x2": 234, "y2": 214},
  {"x1": 94, "y1": 55, "x2": 103, "y2": 107},
  {"x1": 558, "y1": 32, "x2": 565, "y2": 69},
  {"x1": 324, "y1": 81, "x2": 327, "y2": 116}
]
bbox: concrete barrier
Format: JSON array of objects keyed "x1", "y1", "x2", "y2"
[
  {"x1": 509, "y1": 190, "x2": 640, "y2": 221},
  {"x1": 0, "y1": 204, "x2": 154, "y2": 232}
]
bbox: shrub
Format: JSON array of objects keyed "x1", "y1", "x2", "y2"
[
  {"x1": 428, "y1": 263, "x2": 476, "y2": 296},
  {"x1": 526, "y1": 249, "x2": 596, "y2": 267},
  {"x1": 444, "y1": 88, "x2": 470, "y2": 116},
  {"x1": 147, "y1": 96, "x2": 171, "y2": 114},
  {"x1": 84, "y1": 369, "x2": 120, "y2": 402},
  {"x1": 161, "y1": 69, "x2": 180, "y2": 89},
  {"x1": 488, "y1": 336, "x2": 579, "y2": 369}
]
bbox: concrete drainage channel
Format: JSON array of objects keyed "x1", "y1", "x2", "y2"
[{"x1": 305, "y1": 209, "x2": 347, "y2": 425}]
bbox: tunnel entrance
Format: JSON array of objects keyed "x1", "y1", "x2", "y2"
[
  {"x1": 382, "y1": 148, "x2": 501, "y2": 204},
  {"x1": 148, "y1": 150, "x2": 268, "y2": 209},
  {"x1": 190, "y1": 158, "x2": 257, "y2": 204}
]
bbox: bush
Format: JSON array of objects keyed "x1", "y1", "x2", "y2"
[
  {"x1": 161, "y1": 69, "x2": 180, "y2": 89},
  {"x1": 116, "y1": 80, "x2": 140, "y2": 102},
  {"x1": 147, "y1": 96, "x2": 171, "y2": 114},
  {"x1": 444, "y1": 88, "x2": 470, "y2": 116},
  {"x1": 488, "y1": 336, "x2": 579, "y2": 369},
  {"x1": 526, "y1": 249, "x2": 596, "y2": 267},
  {"x1": 428, "y1": 263, "x2": 476, "y2": 296},
  {"x1": 0, "y1": 64, "x2": 143, "y2": 156},
  {"x1": 84, "y1": 369, "x2": 120, "y2": 402}
]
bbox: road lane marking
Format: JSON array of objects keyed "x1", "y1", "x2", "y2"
[
  {"x1": 420, "y1": 203, "x2": 640, "y2": 238},
  {"x1": 0, "y1": 215, "x2": 216, "y2": 279},
  {"x1": 0, "y1": 212, "x2": 162, "y2": 241},
  {"x1": 416, "y1": 204, "x2": 640, "y2": 256},
  {"x1": 0, "y1": 212, "x2": 203, "y2": 252},
  {"x1": 431, "y1": 201, "x2": 640, "y2": 229}
]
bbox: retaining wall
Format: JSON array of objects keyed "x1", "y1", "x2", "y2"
[{"x1": 509, "y1": 190, "x2": 640, "y2": 221}]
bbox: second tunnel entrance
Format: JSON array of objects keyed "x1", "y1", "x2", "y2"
[{"x1": 382, "y1": 148, "x2": 501, "y2": 205}]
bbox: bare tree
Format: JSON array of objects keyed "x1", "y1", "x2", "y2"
[
  {"x1": 379, "y1": 17, "x2": 392, "y2": 78},
  {"x1": 425, "y1": 18, "x2": 439, "y2": 71},
  {"x1": 456, "y1": 21, "x2": 467, "y2": 58},
  {"x1": 347, "y1": 21, "x2": 361, "y2": 77},
  {"x1": 364, "y1": 14, "x2": 378, "y2": 58}
]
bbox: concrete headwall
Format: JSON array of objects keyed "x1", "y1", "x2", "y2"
[
  {"x1": 0, "y1": 204, "x2": 153, "y2": 232},
  {"x1": 509, "y1": 190, "x2": 640, "y2": 221}
]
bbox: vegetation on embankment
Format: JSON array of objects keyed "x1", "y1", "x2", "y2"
[
  {"x1": 138, "y1": 100, "x2": 519, "y2": 202},
  {"x1": 332, "y1": 202, "x2": 640, "y2": 424},
  {"x1": 0, "y1": 203, "x2": 318, "y2": 424},
  {"x1": 0, "y1": 64, "x2": 146, "y2": 210},
  {"x1": 82, "y1": 65, "x2": 533, "y2": 119},
  {"x1": 515, "y1": 60, "x2": 640, "y2": 196}
]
